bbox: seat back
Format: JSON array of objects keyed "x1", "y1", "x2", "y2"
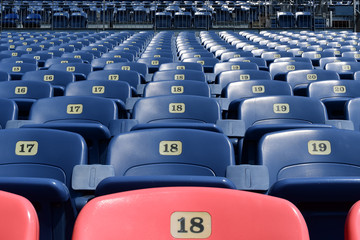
[
  {"x1": 0, "y1": 190, "x2": 39, "y2": 240},
  {"x1": 216, "y1": 69, "x2": 271, "y2": 89},
  {"x1": 144, "y1": 80, "x2": 211, "y2": 97},
  {"x1": 152, "y1": 69, "x2": 206, "y2": 82},
  {"x1": 223, "y1": 80, "x2": 292, "y2": 100},
  {"x1": 29, "y1": 96, "x2": 118, "y2": 126},
  {"x1": 72, "y1": 187, "x2": 309, "y2": 240},
  {"x1": 87, "y1": 69, "x2": 141, "y2": 89},
  {"x1": 133, "y1": 95, "x2": 220, "y2": 124},
  {"x1": 0, "y1": 98, "x2": 18, "y2": 128},
  {"x1": 228, "y1": 96, "x2": 327, "y2": 129},
  {"x1": 269, "y1": 61, "x2": 313, "y2": 80},
  {"x1": 106, "y1": 128, "x2": 234, "y2": 176}
]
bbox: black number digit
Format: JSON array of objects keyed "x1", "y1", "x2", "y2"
[
  {"x1": 190, "y1": 217, "x2": 204, "y2": 233},
  {"x1": 177, "y1": 217, "x2": 188, "y2": 233}
]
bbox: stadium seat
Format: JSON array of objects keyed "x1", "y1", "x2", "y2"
[
  {"x1": 87, "y1": 69, "x2": 142, "y2": 92},
  {"x1": 256, "y1": 128, "x2": 360, "y2": 240},
  {"x1": 143, "y1": 80, "x2": 211, "y2": 97},
  {"x1": 0, "y1": 81, "x2": 52, "y2": 119},
  {"x1": 269, "y1": 61, "x2": 313, "y2": 80},
  {"x1": 319, "y1": 57, "x2": 357, "y2": 69},
  {"x1": 286, "y1": 69, "x2": 340, "y2": 96},
  {"x1": 0, "y1": 190, "x2": 39, "y2": 240},
  {"x1": 48, "y1": 62, "x2": 92, "y2": 81},
  {"x1": 23, "y1": 96, "x2": 123, "y2": 164},
  {"x1": 152, "y1": 69, "x2": 206, "y2": 82},
  {"x1": 53, "y1": 12, "x2": 69, "y2": 28},
  {"x1": 132, "y1": 95, "x2": 220, "y2": 124},
  {"x1": 158, "y1": 62, "x2": 203, "y2": 72},
  {"x1": 91, "y1": 58, "x2": 129, "y2": 71},
  {"x1": 72, "y1": 187, "x2": 309, "y2": 240},
  {"x1": 102, "y1": 51, "x2": 135, "y2": 61},
  {"x1": 308, "y1": 80, "x2": 360, "y2": 119},
  {"x1": 0, "y1": 128, "x2": 87, "y2": 240},
  {"x1": 182, "y1": 57, "x2": 219, "y2": 73},
  {"x1": 22, "y1": 70, "x2": 75, "y2": 96},
  {"x1": 104, "y1": 62, "x2": 148, "y2": 82},
  {"x1": 137, "y1": 57, "x2": 173, "y2": 73},
  {"x1": 43, "y1": 58, "x2": 83, "y2": 69},
  {"x1": 0, "y1": 62, "x2": 37, "y2": 80},
  {"x1": 65, "y1": 80, "x2": 131, "y2": 112},
  {"x1": 325, "y1": 61, "x2": 360, "y2": 79}
]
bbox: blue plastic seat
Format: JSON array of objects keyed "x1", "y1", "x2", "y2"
[
  {"x1": 132, "y1": 95, "x2": 220, "y2": 124},
  {"x1": 222, "y1": 80, "x2": 292, "y2": 102},
  {"x1": 48, "y1": 62, "x2": 92, "y2": 81},
  {"x1": 308, "y1": 80, "x2": 360, "y2": 119},
  {"x1": 137, "y1": 57, "x2": 173, "y2": 73},
  {"x1": 65, "y1": 80, "x2": 131, "y2": 109},
  {"x1": 87, "y1": 69, "x2": 142, "y2": 92},
  {"x1": 152, "y1": 69, "x2": 206, "y2": 82},
  {"x1": 256, "y1": 128, "x2": 360, "y2": 240},
  {"x1": 325, "y1": 62, "x2": 360, "y2": 79},
  {"x1": 0, "y1": 128, "x2": 87, "y2": 240},
  {"x1": 0, "y1": 62, "x2": 37, "y2": 80},
  {"x1": 269, "y1": 62, "x2": 313, "y2": 80},
  {"x1": 24, "y1": 96, "x2": 123, "y2": 164},
  {"x1": 277, "y1": 12, "x2": 295, "y2": 28},
  {"x1": 69, "y1": 12, "x2": 87, "y2": 28},
  {"x1": 22, "y1": 70, "x2": 75, "y2": 96},
  {"x1": 53, "y1": 12, "x2": 69, "y2": 28},
  {"x1": 214, "y1": 62, "x2": 259, "y2": 77},
  {"x1": 101, "y1": 51, "x2": 135, "y2": 61},
  {"x1": 319, "y1": 57, "x2": 357, "y2": 69},
  {"x1": 155, "y1": 12, "x2": 172, "y2": 28},
  {"x1": 104, "y1": 62, "x2": 148, "y2": 82},
  {"x1": 104, "y1": 128, "x2": 233, "y2": 177},
  {"x1": 174, "y1": 12, "x2": 192, "y2": 28},
  {"x1": 0, "y1": 81, "x2": 52, "y2": 119},
  {"x1": 287, "y1": 69, "x2": 340, "y2": 96},
  {"x1": 261, "y1": 51, "x2": 294, "y2": 66},
  {"x1": 216, "y1": 69, "x2": 272, "y2": 90},
  {"x1": 91, "y1": 58, "x2": 129, "y2": 71},
  {"x1": 158, "y1": 62, "x2": 203, "y2": 72},
  {"x1": 61, "y1": 51, "x2": 94, "y2": 64},
  {"x1": 228, "y1": 57, "x2": 267, "y2": 70},
  {"x1": 144, "y1": 80, "x2": 211, "y2": 97}
]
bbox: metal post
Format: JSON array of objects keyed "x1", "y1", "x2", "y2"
[
  {"x1": 354, "y1": 0, "x2": 357, "y2": 32},
  {"x1": 102, "y1": 0, "x2": 105, "y2": 31}
]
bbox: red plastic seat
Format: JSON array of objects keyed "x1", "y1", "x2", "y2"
[
  {"x1": 73, "y1": 187, "x2": 309, "y2": 240},
  {"x1": 0, "y1": 190, "x2": 39, "y2": 240},
  {"x1": 345, "y1": 201, "x2": 360, "y2": 240}
]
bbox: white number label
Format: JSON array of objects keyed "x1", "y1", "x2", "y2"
[
  {"x1": 308, "y1": 140, "x2": 331, "y2": 155},
  {"x1": 286, "y1": 65, "x2": 295, "y2": 71},
  {"x1": 342, "y1": 65, "x2": 351, "y2": 70},
  {"x1": 121, "y1": 66, "x2": 131, "y2": 70},
  {"x1": 44, "y1": 75, "x2": 54, "y2": 81},
  {"x1": 197, "y1": 61, "x2": 204, "y2": 65},
  {"x1": 159, "y1": 141, "x2": 182, "y2": 155},
  {"x1": 273, "y1": 103, "x2": 289, "y2": 113},
  {"x1": 151, "y1": 60, "x2": 159, "y2": 65},
  {"x1": 66, "y1": 66, "x2": 75, "y2": 72},
  {"x1": 67, "y1": 104, "x2": 83, "y2": 114},
  {"x1": 333, "y1": 85, "x2": 346, "y2": 93},
  {"x1": 171, "y1": 212, "x2": 211, "y2": 239},
  {"x1": 174, "y1": 74, "x2": 185, "y2": 80},
  {"x1": 92, "y1": 86, "x2": 105, "y2": 94},
  {"x1": 169, "y1": 103, "x2": 185, "y2": 113},
  {"x1": 15, "y1": 141, "x2": 38, "y2": 156},
  {"x1": 307, "y1": 74, "x2": 317, "y2": 81},
  {"x1": 15, "y1": 87, "x2": 27, "y2": 94},
  {"x1": 171, "y1": 86, "x2": 184, "y2": 94},
  {"x1": 252, "y1": 85, "x2": 265, "y2": 93},
  {"x1": 231, "y1": 65, "x2": 240, "y2": 70},
  {"x1": 176, "y1": 66, "x2": 185, "y2": 70},
  {"x1": 240, "y1": 74, "x2": 250, "y2": 80},
  {"x1": 106, "y1": 60, "x2": 114, "y2": 64},
  {"x1": 108, "y1": 74, "x2": 119, "y2": 80},
  {"x1": 12, "y1": 66, "x2": 21, "y2": 72}
]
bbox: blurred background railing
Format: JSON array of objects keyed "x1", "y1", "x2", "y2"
[{"x1": 0, "y1": 0, "x2": 357, "y2": 31}]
